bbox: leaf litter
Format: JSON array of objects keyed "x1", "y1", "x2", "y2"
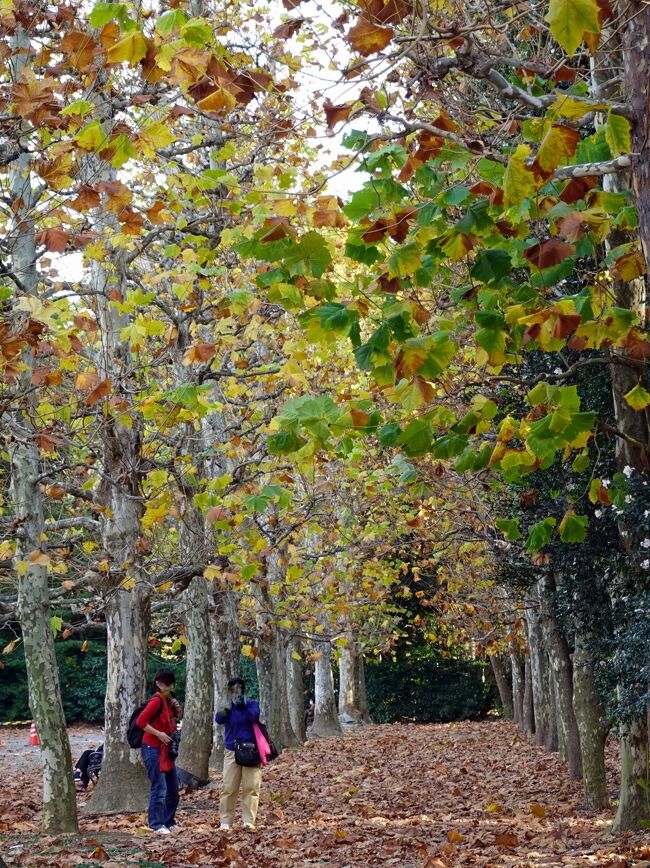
[{"x1": 0, "y1": 720, "x2": 648, "y2": 867}]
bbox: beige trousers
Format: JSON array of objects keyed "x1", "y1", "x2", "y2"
[{"x1": 220, "y1": 749, "x2": 262, "y2": 826}]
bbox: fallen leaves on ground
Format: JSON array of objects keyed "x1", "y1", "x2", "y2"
[{"x1": 0, "y1": 720, "x2": 648, "y2": 867}]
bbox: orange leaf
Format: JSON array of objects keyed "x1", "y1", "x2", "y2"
[
  {"x1": 346, "y1": 16, "x2": 394, "y2": 56},
  {"x1": 84, "y1": 378, "x2": 112, "y2": 406},
  {"x1": 82, "y1": 641, "x2": 90, "y2": 653},
  {"x1": 75, "y1": 371, "x2": 100, "y2": 391}
]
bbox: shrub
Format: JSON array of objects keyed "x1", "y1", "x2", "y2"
[{"x1": 365, "y1": 650, "x2": 496, "y2": 724}]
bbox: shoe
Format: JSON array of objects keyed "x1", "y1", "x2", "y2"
[
  {"x1": 154, "y1": 826, "x2": 171, "y2": 835},
  {"x1": 167, "y1": 823, "x2": 181, "y2": 831},
  {"x1": 243, "y1": 823, "x2": 256, "y2": 830},
  {"x1": 219, "y1": 823, "x2": 230, "y2": 831}
]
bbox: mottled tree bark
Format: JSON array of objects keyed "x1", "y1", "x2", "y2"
[
  {"x1": 7, "y1": 24, "x2": 78, "y2": 836},
  {"x1": 287, "y1": 637, "x2": 306, "y2": 742},
  {"x1": 572, "y1": 635, "x2": 609, "y2": 809},
  {"x1": 540, "y1": 576, "x2": 582, "y2": 780},
  {"x1": 209, "y1": 588, "x2": 240, "y2": 771},
  {"x1": 526, "y1": 583, "x2": 551, "y2": 747},
  {"x1": 490, "y1": 655, "x2": 514, "y2": 720},
  {"x1": 311, "y1": 638, "x2": 342, "y2": 738}
]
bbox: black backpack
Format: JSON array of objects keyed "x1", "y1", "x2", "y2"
[{"x1": 127, "y1": 696, "x2": 160, "y2": 749}]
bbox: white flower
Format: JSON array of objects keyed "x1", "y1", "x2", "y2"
[
  {"x1": 553, "y1": 367, "x2": 563, "y2": 375},
  {"x1": 594, "y1": 509, "x2": 602, "y2": 518},
  {"x1": 623, "y1": 465, "x2": 634, "y2": 478},
  {"x1": 641, "y1": 560, "x2": 650, "y2": 569},
  {"x1": 645, "y1": 510, "x2": 650, "y2": 517},
  {"x1": 602, "y1": 478, "x2": 610, "y2": 486},
  {"x1": 641, "y1": 539, "x2": 650, "y2": 548},
  {"x1": 625, "y1": 495, "x2": 633, "y2": 503}
]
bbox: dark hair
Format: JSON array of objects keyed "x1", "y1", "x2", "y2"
[
  {"x1": 153, "y1": 668, "x2": 176, "y2": 689},
  {"x1": 227, "y1": 677, "x2": 245, "y2": 689}
]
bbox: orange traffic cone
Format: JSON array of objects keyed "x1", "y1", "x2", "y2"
[{"x1": 28, "y1": 720, "x2": 39, "y2": 746}]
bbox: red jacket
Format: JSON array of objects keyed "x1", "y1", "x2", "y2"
[{"x1": 136, "y1": 694, "x2": 176, "y2": 748}]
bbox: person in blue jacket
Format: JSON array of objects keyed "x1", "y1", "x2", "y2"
[{"x1": 215, "y1": 676, "x2": 261, "y2": 830}]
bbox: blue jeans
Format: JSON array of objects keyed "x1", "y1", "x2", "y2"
[{"x1": 141, "y1": 745, "x2": 179, "y2": 830}]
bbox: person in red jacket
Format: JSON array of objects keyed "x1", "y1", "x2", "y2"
[{"x1": 136, "y1": 668, "x2": 183, "y2": 834}]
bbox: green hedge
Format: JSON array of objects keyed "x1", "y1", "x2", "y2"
[
  {"x1": 365, "y1": 651, "x2": 496, "y2": 723},
  {"x1": 0, "y1": 640, "x2": 186, "y2": 723}
]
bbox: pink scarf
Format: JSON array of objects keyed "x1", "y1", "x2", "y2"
[{"x1": 252, "y1": 722, "x2": 272, "y2": 766}]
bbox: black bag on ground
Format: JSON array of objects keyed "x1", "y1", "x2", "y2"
[
  {"x1": 127, "y1": 696, "x2": 161, "y2": 749},
  {"x1": 234, "y1": 739, "x2": 260, "y2": 767}
]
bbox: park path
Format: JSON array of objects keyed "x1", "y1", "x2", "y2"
[{"x1": 0, "y1": 719, "x2": 648, "y2": 867}]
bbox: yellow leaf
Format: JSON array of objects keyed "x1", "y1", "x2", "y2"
[
  {"x1": 106, "y1": 30, "x2": 147, "y2": 66},
  {"x1": 624, "y1": 384, "x2": 650, "y2": 411},
  {"x1": 3, "y1": 640, "x2": 18, "y2": 654},
  {"x1": 529, "y1": 802, "x2": 546, "y2": 817},
  {"x1": 138, "y1": 122, "x2": 176, "y2": 158},
  {"x1": 203, "y1": 565, "x2": 221, "y2": 580},
  {"x1": 97, "y1": 559, "x2": 110, "y2": 573},
  {"x1": 81, "y1": 640, "x2": 89, "y2": 652},
  {"x1": 15, "y1": 560, "x2": 29, "y2": 576},
  {"x1": 544, "y1": 0, "x2": 600, "y2": 56},
  {"x1": 486, "y1": 803, "x2": 504, "y2": 812},
  {"x1": 196, "y1": 87, "x2": 237, "y2": 114},
  {"x1": 241, "y1": 644, "x2": 255, "y2": 659},
  {"x1": 121, "y1": 576, "x2": 136, "y2": 589}
]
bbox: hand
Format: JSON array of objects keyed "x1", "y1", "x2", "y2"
[
  {"x1": 171, "y1": 698, "x2": 182, "y2": 716},
  {"x1": 157, "y1": 730, "x2": 172, "y2": 745},
  {"x1": 233, "y1": 695, "x2": 245, "y2": 708}
]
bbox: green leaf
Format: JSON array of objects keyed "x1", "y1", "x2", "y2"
[
  {"x1": 606, "y1": 111, "x2": 632, "y2": 157},
  {"x1": 156, "y1": 8, "x2": 188, "y2": 32},
  {"x1": 544, "y1": 0, "x2": 600, "y2": 56},
  {"x1": 431, "y1": 433, "x2": 466, "y2": 459},
  {"x1": 624, "y1": 384, "x2": 650, "y2": 410},
  {"x1": 180, "y1": 18, "x2": 213, "y2": 45},
  {"x1": 283, "y1": 232, "x2": 332, "y2": 278},
  {"x1": 89, "y1": 1, "x2": 125, "y2": 27},
  {"x1": 559, "y1": 510, "x2": 588, "y2": 543},
  {"x1": 525, "y1": 517, "x2": 557, "y2": 552},
  {"x1": 343, "y1": 186, "x2": 382, "y2": 221},
  {"x1": 267, "y1": 431, "x2": 306, "y2": 454},
  {"x1": 378, "y1": 421, "x2": 401, "y2": 446},
  {"x1": 470, "y1": 250, "x2": 512, "y2": 285},
  {"x1": 496, "y1": 517, "x2": 522, "y2": 542},
  {"x1": 398, "y1": 420, "x2": 433, "y2": 456},
  {"x1": 50, "y1": 615, "x2": 63, "y2": 637}
]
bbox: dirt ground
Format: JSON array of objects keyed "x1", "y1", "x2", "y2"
[{"x1": 0, "y1": 720, "x2": 648, "y2": 867}]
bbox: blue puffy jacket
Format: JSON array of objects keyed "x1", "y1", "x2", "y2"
[{"x1": 215, "y1": 700, "x2": 260, "y2": 750}]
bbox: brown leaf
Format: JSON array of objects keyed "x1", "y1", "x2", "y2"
[
  {"x1": 494, "y1": 832, "x2": 518, "y2": 847},
  {"x1": 70, "y1": 185, "x2": 101, "y2": 212},
  {"x1": 273, "y1": 17, "x2": 308, "y2": 39},
  {"x1": 524, "y1": 239, "x2": 575, "y2": 269},
  {"x1": 364, "y1": 0, "x2": 412, "y2": 25},
  {"x1": 346, "y1": 16, "x2": 394, "y2": 56},
  {"x1": 323, "y1": 99, "x2": 353, "y2": 130},
  {"x1": 551, "y1": 313, "x2": 581, "y2": 339},
  {"x1": 361, "y1": 218, "x2": 389, "y2": 244},
  {"x1": 37, "y1": 228, "x2": 70, "y2": 253}
]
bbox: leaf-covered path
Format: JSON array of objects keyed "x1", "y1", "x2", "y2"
[{"x1": 1, "y1": 720, "x2": 648, "y2": 867}]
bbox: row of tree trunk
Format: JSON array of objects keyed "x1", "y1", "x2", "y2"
[{"x1": 490, "y1": 573, "x2": 647, "y2": 831}]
